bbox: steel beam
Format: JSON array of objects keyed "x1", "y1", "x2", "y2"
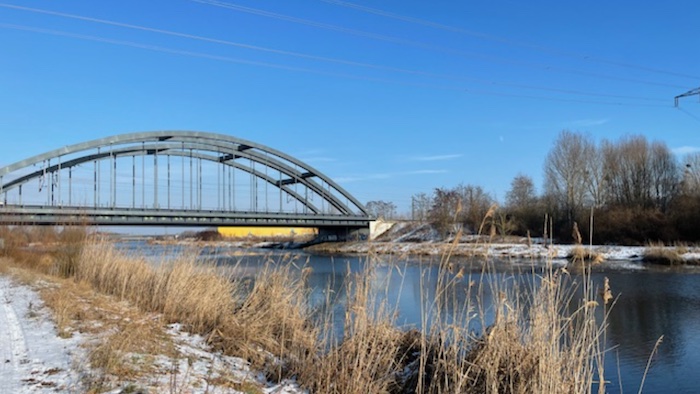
[
  {"x1": 0, "y1": 131, "x2": 368, "y2": 215},
  {"x1": 0, "y1": 204, "x2": 370, "y2": 228}
]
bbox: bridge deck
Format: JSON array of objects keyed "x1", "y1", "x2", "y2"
[{"x1": 0, "y1": 205, "x2": 370, "y2": 227}]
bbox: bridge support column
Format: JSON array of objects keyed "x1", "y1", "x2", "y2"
[{"x1": 316, "y1": 226, "x2": 369, "y2": 242}]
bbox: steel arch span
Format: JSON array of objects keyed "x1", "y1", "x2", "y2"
[{"x1": 0, "y1": 131, "x2": 370, "y2": 229}]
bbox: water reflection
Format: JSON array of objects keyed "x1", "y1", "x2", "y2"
[
  {"x1": 596, "y1": 271, "x2": 700, "y2": 393},
  {"x1": 116, "y1": 242, "x2": 700, "y2": 393}
]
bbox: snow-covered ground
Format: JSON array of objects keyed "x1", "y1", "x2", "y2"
[
  {"x1": 0, "y1": 276, "x2": 83, "y2": 393},
  {"x1": 323, "y1": 240, "x2": 695, "y2": 259},
  {"x1": 0, "y1": 275, "x2": 305, "y2": 394},
  {"x1": 118, "y1": 324, "x2": 305, "y2": 394},
  {"x1": 312, "y1": 237, "x2": 700, "y2": 269},
  {"x1": 319, "y1": 220, "x2": 700, "y2": 264},
  {"x1": 320, "y1": 240, "x2": 651, "y2": 261}
]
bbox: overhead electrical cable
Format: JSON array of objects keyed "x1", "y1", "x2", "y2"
[
  {"x1": 0, "y1": 3, "x2": 554, "y2": 85},
  {"x1": 0, "y1": 3, "x2": 675, "y2": 99},
  {"x1": 0, "y1": 23, "x2": 671, "y2": 109},
  {"x1": 461, "y1": 89, "x2": 667, "y2": 107},
  {"x1": 319, "y1": 0, "x2": 700, "y2": 80},
  {"x1": 677, "y1": 107, "x2": 700, "y2": 124},
  {"x1": 0, "y1": 22, "x2": 470, "y2": 91},
  {"x1": 0, "y1": 3, "x2": 421, "y2": 72},
  {"x1": 191, "y1": 0, "x2": 688, "y2": 90}
]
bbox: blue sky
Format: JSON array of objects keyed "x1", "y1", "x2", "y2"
[{"x1": 2, "y1": 0, "x2": 700, "y2": 213}]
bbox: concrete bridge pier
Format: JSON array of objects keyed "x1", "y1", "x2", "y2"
[{"x1": 316, "y1": 225, "x2": 369, "y2": 242}]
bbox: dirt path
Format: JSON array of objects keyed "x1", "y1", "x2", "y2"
[
  {"x1": 0, "y1": 278, "x2": 29, "y2": 393},
  {"x1": 0, "y1": 275, "x2": 306, "y2": 394},
  {"x1": 0, "y1": 277, "x2": 82, "y2": 393}
]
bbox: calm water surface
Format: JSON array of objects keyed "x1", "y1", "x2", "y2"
[{"x1": 119, "y1": 242, "x2": 700, "y2": 393}]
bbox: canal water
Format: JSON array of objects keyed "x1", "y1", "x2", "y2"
[{"x1": 120, "y1": 242, "x2": 700, "y2": 393}]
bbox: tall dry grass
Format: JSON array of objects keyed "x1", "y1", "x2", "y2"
[
  {"x1": 74, "y1": 240, "x2": 316, "y2": 376},
  {"x1": 215, "y1": 261, "x2": 317, "y2": 376},
  {"x1": 568, "y1": 223, "x2": 604, "y2": 267},
  {"x1": 390, "y1": 256, "x2": 606, "y2": 394},
  {"x1": 294, "y1": 265, "x2": 406, "y2": 394},
  {"x1": 290, "y1": 238, "x2": 607, "y2": 393},
  {"x1": 0, "y1": 225, "x2": 88, "y2": 275},
  {"x1": 2, "y1": 227, "x2": 609, "y2": 393},
  {"x1": 38, "y1": 276, "x2": 180, "y2": 391},
  {"x1": 76, "y1": 244, "x2": 235, "y2": 334},
  {"x1": 643, "y1": 242, "x2": 684, "y2": 265}
]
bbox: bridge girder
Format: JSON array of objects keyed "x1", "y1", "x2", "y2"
[
  {"x1": 0, "y1": 131, "x2": 368, "y2": 219},
  {"x1": 1, "y1": 144, "x2": 326, "y2": 213}
]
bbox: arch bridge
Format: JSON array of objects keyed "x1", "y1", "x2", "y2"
[{"x1": 0, "y1": 131, "x2": 370, "y2": 239}]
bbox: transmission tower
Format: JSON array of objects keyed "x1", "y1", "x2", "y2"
[{"x1": 675, "y1": 87, "x2": 700, "y2": 107}]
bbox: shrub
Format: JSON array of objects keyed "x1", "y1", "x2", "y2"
[{"x1": 643, "y1": 243, "x2": 684, "y2": 265}]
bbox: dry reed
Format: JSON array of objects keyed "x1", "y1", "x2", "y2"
[
  {"x1": 569, "y1": 246, "x2": 605, "y2": 266},
  {"x1": 643, "y1": 242, "x2": 685, "y2": 265},
  {"x1": 2, "y1": 227, "x2": 610, "y2": 394},
  {"x1": 294, "y1": 264, "x2": 405, "y2": 394},
  {"x1": 76, "y1": 243, "x2": 236, "y2": 334},
  {"x1": 75, "y1": 240, "x2": 316, "y2": 376},
  {"x1": 381, "y1": 213, "x2": 610, "y2": 394}
]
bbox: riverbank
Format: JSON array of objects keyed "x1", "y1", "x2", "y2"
[
  {"x1": 314, "y1": 242, "x2": 700, "y2": 264},
  {"x1": 147, "y1": 234, "x2": 700, "y2": 266},
  {"x1": 0, "y1": 235, "x2": 610, "y2": 393},
  {"x1": 143, "y1": 221, "x2": 700, "y2": 266},
  {"x1": 307, "y1": 221, "x2": 700, "y2": 265},
  {"x1": 0, "y1": 260, "x2": 303, "y2": 394},
  {"x1": 305, "y1": 239, "x2": 700, "y2": 264}
]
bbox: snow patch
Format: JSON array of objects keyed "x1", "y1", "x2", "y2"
[
  {"x1": 0, "y1": 276, "x2": 306, "y2": 394},
  {"x1": 0, "y1": 277, "x2": 84, "y2": 393}
]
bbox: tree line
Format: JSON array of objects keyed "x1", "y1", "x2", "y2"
[
  {"x1": 368, "y1": 130, "x2": 700, "y2": 245},
  {"x1": 538, "y1": 130, "x2": 700, "y2": 244}
]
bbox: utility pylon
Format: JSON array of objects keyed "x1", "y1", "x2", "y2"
[{"x1": 675, "y1": 87, "x2": 700, "y2": 107}]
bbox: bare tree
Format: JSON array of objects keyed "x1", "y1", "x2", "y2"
[
  {"x1": 411, "y1": 192, "x2": 432, "y2": 222},
  {"x1": 602, "y1": 135, "x2": 679, "y2": 209},
  {"x1": 428, "y1": 188, "x2": 462, "y2": 237},
  {"x1": 365, "y1": 200, "x2": 397, "y2": 219},
  {"x1": 506, "y1": 174, "x2": 536, "y2": 209},
  {"x1": 543, "y1": 130, "x2": 596, "y2": 226},
  {"x1": 585, "y1": 145, "x2": 607, "y2": 208},
  {"x1": 456, "y1": 184, "x2": 494, "y2": 232},
  {"x1": 505, "y1": 174, "x2": 542, "y2": 234},
  {"x1": 681, "y1": 152, "x2": 700, "y2": 195},
  {"x1": 649, "y1": 141, "x2": 679, "y2": 210}
]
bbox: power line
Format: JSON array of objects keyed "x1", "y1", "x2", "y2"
[
  {"x1": 463, "y1": 88, "x2": 668, "y2": 108},
  {"x1": 677, "y1": 107, "x2": 700, "y2": 124},
  {"x1": 193, "y1": 0, "x2": 688, "y2": 90},
  {"x1": 0, "y1": 3, "x2": 522, "y2": 87},
  {"x1": 0, "y1": 23, "x2": 671, "y2": 108},
  {"x1": 473, "y1": 81, "x2": 666, "y2": 103},
  {"x1": 0, "y1": 3, "x2": 674, "y2": 101},
  {"x1": 319, "y1": 0, "x2": 700, "y2": 80},
  {"x1": 0, "y1": 3, "x2": 418, "y2": 72},
  {"x1": 0, "y1": 23, "x2": 462, "y2": 90},
  {"x1": 673, "y1": 87, "x2": 700, "y2": 123},
  {"x1": 0, "y1": 4, "x2": 609, "y2": 87}
]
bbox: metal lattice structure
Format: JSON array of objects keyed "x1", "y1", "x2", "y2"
[{"x1": 0, "y1": 131, "x2": 369, "y2": 229}]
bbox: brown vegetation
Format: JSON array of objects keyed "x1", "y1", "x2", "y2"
[
  {"x1": 641, "y1": 242, "x2": 700, "y2": 266},
  {"x1": 410, "y1": 130, "x2": 700, "y2": 245},
  {"x1": 568, "y1": 246, "x2": 604, "y2": 266},
  {"x1": 1, "y1": 226, "x2": 611, "y2": 393}
]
